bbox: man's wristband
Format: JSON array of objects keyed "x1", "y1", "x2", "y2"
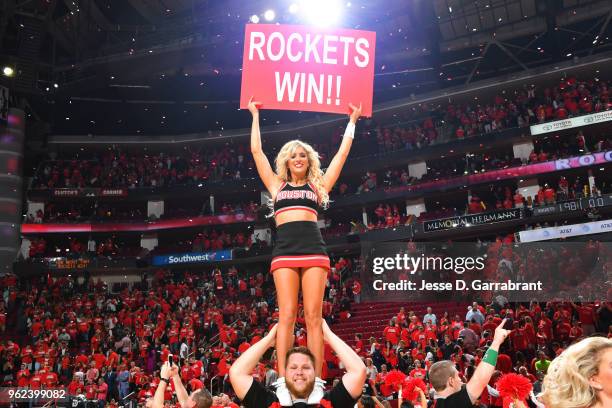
[
  {"x1": 344, "y1": 122, "x2": 355, "y2": 139},
  {"x1": 482, "y1": 348, "x2": 498, "y2": 366},
  {"x1": 160, "y1": 377, "x2": 170, "y2": 383}
]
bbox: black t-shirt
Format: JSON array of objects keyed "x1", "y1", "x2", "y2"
[
  {"x1": 430, "y1": 386, "x2": 472, "y2": 408},
  {"x1": 242, "y1": 378, "x2": 358, "y2": 407}
]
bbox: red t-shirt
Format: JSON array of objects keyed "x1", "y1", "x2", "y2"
[
  {"x1": 189, "y1": 378, "x2": 203, "y2": 391},
  {"x1": 383, "y1": 326, "x2": 399, "y2": 345},
  {"x1": 29, "y1": 374, "x2": 42, "y2": 389},
  {"x1": 68, "y1": 380, "x2": 83, "y2": 395},
  {"x1": 496, "y1": 353, "x2": 512, "y2": 373},
  {"x1": 43, "y1": 372, "x2": 58, "y2": 387}
]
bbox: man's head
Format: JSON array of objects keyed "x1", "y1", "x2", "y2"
[
  {"x1": 285, "y1": 347, "x2": 316, "y2": 399},
  {"x1": 219, "y1": 394, "x2": 231, "y2": 405},
  {"x1": 185, "y1": 389, "x2": 212, "y2": 408},
  {"x1": 358, "y1": 395, "x2": 375, "y2": 408},
  {"x1": 429, "y1": 360, "x2": 462, "y2": 394}
]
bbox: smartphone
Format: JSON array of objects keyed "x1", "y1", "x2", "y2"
[
  {"x1": 503, "y1": 316, "x2": 513, "y2": 330},
  {"x1": 168, "y1": 354, "x2": 174, "y2": 366}
]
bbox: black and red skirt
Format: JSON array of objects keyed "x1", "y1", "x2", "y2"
[{"x1": 270, "y1": 221, "x2": 330, "y2": 272}]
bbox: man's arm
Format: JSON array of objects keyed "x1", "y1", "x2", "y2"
[
  {"x1": 321, "y1": 320, "x2": 366, "y2": 399},
  {"x1": 170, "y1": 365, "x2": 190, "y2": 408},
  {"x1": 229, "y1": 324, "x2": 277, "y2": 400},
  {"x1": 371, "y1": 395, "x2": 386, "y2": 408},
  {"x1": 465, "y1": 319, "x2": 511, "y2": 403},
  {"x1": 151, "y1": 361, "x2": 174, "y2": 408}
]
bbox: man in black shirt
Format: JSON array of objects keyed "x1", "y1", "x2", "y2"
[
  {"x1": 428, "y1": 319, "x2": 511, "y2": 408},
  {"x1": 440, "y1": 334, "x2": 455, "y2": 360},
  {"x1": 229, "y1": 321, "x2": 366, "y2": 407}
]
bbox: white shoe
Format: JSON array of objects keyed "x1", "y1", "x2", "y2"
[
  {"x1": 306, "y1": 377, "x2": 326, "y2": 404},
  {"x1": 272, "y1": 377, "x2": 293, "y2": 406}
]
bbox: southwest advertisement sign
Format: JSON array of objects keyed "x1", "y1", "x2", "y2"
[
  {"x1": 240, "y1": 24, "x2": 376, "y2": 116},
  {"x1": 518, "y1": 219, "x2": 612, "y2": 242},
  {"x1": 152, "y1": 250, "x2": 232, "y2": 266},
  {"x1": 530, "y1": 110, "x2": 612, "y2": 135}
]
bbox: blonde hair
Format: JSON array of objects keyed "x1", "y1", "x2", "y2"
[
  {"x1": 274, "y1": 140, "x2": 329, "y2": 209},
  {"x1": 540, "y1": 336, "x2": 612, "y2": 408},
  {"x1": 428, "y1": 360, "x2": 457, "y2": 392}
]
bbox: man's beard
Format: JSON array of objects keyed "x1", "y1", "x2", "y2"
[{"x1": 286, "y1": 378, "x2": 315, "y2": 399}]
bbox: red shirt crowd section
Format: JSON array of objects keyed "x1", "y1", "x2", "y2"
[
  {"x1": 31, "y1": 76, "x2": 611, "y2": 191},
  {"x1": 0, "y1": 259, "x2": 353, "y2": 406},
  {"x1": 351, "y1": 299, "x2": 610, "y2": 404}
]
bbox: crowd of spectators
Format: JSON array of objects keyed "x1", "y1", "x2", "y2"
[
  {"x1": 28, "y1": 126, "x2": 610, "y2": 232},
  {"x1": 26, "y1": 200, "x2": 260, "y2": 224},
  {"x1": 329, "y1": 173, "x2": 610, "y2": 237},
  {"x1": 0, "y1": 257, "x2": 357, "y2": 407},
  {"x1": 30, "y1": 76, "x2": 612, "y2": 192},
  {"x1": 25, "y1": 227, "x2": 263, "y2": 259},
  {"x1": 375, "y1": 76, "x2": 611, "y2": 154},
  {"x1": 153, "y1": 229, "x2": 258, "y2": 255},
  {"x1": 27, "y1": 236, "x2": 143, "y2": 259},
  {"x1": 339, "y1": 132, "x2": 611, "y2": 198},
  {"x1": 2, "y1": 261, "x2": 609, "y2": 407},
  {"x1": 12, "y1": 238, "x2": 612, "y2": 407},
  {"x1": 353, "y1": 299, "x2": 611, "y2": 403},
  {"x1": 31, "y1": 146, "x2": 258, "y2": 190},
  {"x1": 24, "y1": 169, "x2": 609, "y2": 261}
]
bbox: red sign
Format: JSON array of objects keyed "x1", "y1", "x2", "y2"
[
  {"x1": 240, "y1": 24, "x2": 376, "y2": 117},
  {"x1": 21, "y1": 214, "x2": 257, "y2": 234}
]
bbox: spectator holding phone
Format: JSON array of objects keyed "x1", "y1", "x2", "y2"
[{"x1": 147, "y1": 359, "x2": 212, "y2": 408}]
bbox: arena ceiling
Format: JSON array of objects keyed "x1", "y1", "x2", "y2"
[{"x1": 0, "y1": 0, "x2": 611, "y2": 133}]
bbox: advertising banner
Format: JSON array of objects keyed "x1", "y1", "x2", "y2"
[
  {"x1": 530, "y1": 110, "x2": 612, "y2": 135},
  {"x1": 423, "y1": 208, "x2": 522, "y2": 233},
  {"x1": 518, "y1": 219, "x2": 612, "y2": 242},
  {"x1": 152, "y1": 250, "x2": 232, "y2": 266}
]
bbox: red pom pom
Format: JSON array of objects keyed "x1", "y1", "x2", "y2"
[
  {"x1": 384, "y1": 370, "x2": 406, "y2": 388},
  {"x1": 497, "y1": 373, "x2": 532, "y2": 408},
  {"x1": 401, "y1": 378, "x2": 427, "y2": 400}
]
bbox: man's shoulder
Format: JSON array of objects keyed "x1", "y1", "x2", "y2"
[
  {"x1": 435, "y1": 386, "x2": 472, "y2": 408},
  {"x1": 324, "y1": 378, "x2": 359, "y2": 407},
  {"x1": 242, "y1": 380, "x2": 278, "y2": 408}
]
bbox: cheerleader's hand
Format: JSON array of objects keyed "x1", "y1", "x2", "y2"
[
  {"x1": 248, "y1": 96, "x2": 263, "y2": 116},
  {"x1": 349, "y1": 102, "x2": 362, "y2": 124}
]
